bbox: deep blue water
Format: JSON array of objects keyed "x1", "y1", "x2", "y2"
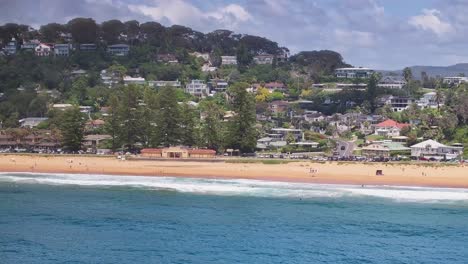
[{"x1": 1, "y1": 173, "x2": 468, "y2": 264}]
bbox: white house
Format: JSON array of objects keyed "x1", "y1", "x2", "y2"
[
  {"x1": 335, "y1": 67, "x2": 374, "y2": 78},
  {"x1": 148, "y1": 80, "x2": 182, "y2": 89},
  {"x1": 35, "y1": 43, "x2": 52, "y2": 56},
  {"x1": 202, "y1": 63, "x2": 217, "y2": 72},
  {"x1": 4, "y1": 38, "x2": 17, "y2": 55},
  {"x1": 52, "y1": 104, "x2": 73, "y2": 111},
  {"x1": 378, "y1": 76, "x2": 406, "y2": 89},
  {"x1": 374, "y1": 119, "x2": 410, "y2": 137},
  {"x1": 19, "y1": 117, "x2": 48, "y2": 128},
  {"x1": 221, "y1": 56, "x2": 237, "y2": 65},
  {"x1": 253, "y1": 54, "x2": 274, "y2": 64},
  {"x1": 107, "y1": 44, "x2": 130, "y2": 56},
  {"x1": 410, "y1": 139, "x2": 464, "y2": 160},
  {"x1": 185, "y1": 80, "x2": 208, "y2": 97},
  {"x1": 443, "y1": 76, "x2": 468, "y2": 86},
  {"x1": 123, "y1": 76, "x2": 146, "y2": 85},
  {"x1": 54, "y1": 44, "x2": 71, "y2": 56},
  {"x1": 190, "y1": 52, "x2": 210, "y2": 61},
  {"x1": 417, "y1": 92, "x2": 441, "y2": 109},
  {"x1": 208, "y1": 79, "x2": 228, "y2": 93}
]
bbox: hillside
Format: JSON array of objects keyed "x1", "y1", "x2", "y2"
[{"x1": 382, "y1": 63, "x2": 468, "y2": 79}]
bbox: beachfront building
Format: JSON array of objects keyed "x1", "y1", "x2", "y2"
[
  {"x1": 148, "y1": 80, "x2": 182, "y2": 89},
  {"x1": 54, "y1": 44, "x2": 71, "y2": 56},
  {"x1": 410, "y1": 140, "x2": 464, "y2": 160},
  {"x1": 35, "y1": 43, "x2": 52, "y2": 56},
  {"x1": 270, "y1": 128, "x2": 303, "y2": 141},
  {"x1": 186, "y1": 80, "x2": 208, "y2": 97},
  {"x1": 19, "y1": 117, "x2": 48, "y2": 128},
  {"x1": 140, "y1": 146, "x2": 216, "y2": 159},
  {"x1": 443, "y1": 76, "x2": 468, "y2": 86},
  {"x1": 362, "y1": 142, "x2": 410, "y2": 158},
  {"x1": 221, "y1": 56, "x2": 237, "y2": 65},
  {"x1": 0, "y1": 130, "x2": 61, "y2": 151},
  {"x1": 335, "y1": 67, "x2": 374, "y2": 79},
  {"x1": 374, "y1": 119, "x2": 410, "y2": 137},
  {"x1": 107, "y1": 44, "x2": 130, "y2": 56}
]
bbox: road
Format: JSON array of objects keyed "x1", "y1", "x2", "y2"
[{"x1": 335, "y1": 140, "x2": 355, "y2": 158}]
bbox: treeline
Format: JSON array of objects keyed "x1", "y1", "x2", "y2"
[
  {"x1": 0, "y1": 18, "x2": 287, "y2": 57},
  {"x1": 45, "y1": 83, "x2": 257, "y2": 153}
]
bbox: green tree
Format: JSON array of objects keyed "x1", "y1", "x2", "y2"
[
  {"x1": 67, "y1": 17, "x2": 98, "y2": 43},
  {"x1": 153, "y1": 87, "x2": 181, "y2": 146},
  {"x1": 366, "y1": 73, "x2": 379, "y2": 113},
  {"x1": 226, "y1": 82, "x2": 257, "y2": 153},
  {"x1": 59, "y1": 107, "x2": 86, "y2": 152},
  {"x1": 236, "y1": 42, "x2": 252, "y2": 72},
  {"x1": 200, "y1": 100, "x2": 225, "y2": 151}
]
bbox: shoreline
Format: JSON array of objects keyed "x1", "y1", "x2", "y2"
[{"x1": 1, "y1": 154, "x2": 468, "y2": 189}]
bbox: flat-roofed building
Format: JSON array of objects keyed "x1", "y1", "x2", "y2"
[{"x1": 335, "y1": 67, "x2": 374, "y2": 78}]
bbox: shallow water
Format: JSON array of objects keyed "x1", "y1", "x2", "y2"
[{"x1": 1, "y1": 173, "x2": 468, "y2": 263}]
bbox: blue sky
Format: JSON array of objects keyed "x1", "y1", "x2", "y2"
[{"x1": 1, "y1": 0, "x2": 467, "y2": 69}]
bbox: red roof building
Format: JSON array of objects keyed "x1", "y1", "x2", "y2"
[{"x1": 375, "y1": 119, "x2": 410, "y2": 129}]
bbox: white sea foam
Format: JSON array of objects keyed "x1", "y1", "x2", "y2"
[{"x1": 1, "y1": 172, "x2": 468, "y2": 203}]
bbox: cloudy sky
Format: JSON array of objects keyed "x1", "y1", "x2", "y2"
[{"x1": 1, "y1": 0, "x2": 467, "y2": 69}]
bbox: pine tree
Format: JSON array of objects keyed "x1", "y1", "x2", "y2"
[
  {"x1": 226, "y1": 82, "x2": 257, "y2": 153},
  {"x1": 59, "y1": 107, "x2": 85, "y2": 152},
  {"x1": 153, "y1": 86, "x2": 181, "y2": 146}
]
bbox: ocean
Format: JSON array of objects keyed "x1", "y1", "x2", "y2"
[{"x1": 1, "y1": 173, "x2": 468, "y2": 264}]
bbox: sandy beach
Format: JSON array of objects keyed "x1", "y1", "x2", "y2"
[{"x1": 1, "y1": 154, "x2": 467, "y2": 188}]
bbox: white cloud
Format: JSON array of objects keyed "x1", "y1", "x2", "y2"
[
  {"x1": 334, "y1": 29, "x2": 375, "y2": 48},
  {"x1": 408, "y1": 9, "x2": 454, "y2": 36},
  {"x1": 128, "y1": 0, "x2": 252, "y2": 30}
]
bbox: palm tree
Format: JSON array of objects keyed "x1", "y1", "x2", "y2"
[{"x1": 435, "y1": 87, "x2": 444, "y2": 111}]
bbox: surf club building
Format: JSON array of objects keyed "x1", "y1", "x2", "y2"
[{"x1": 140, "y1": 146, "x2": 216, "y2": 159}]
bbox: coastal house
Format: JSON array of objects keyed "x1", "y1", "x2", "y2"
[
  {"x1": 156, "y1": 53, "x2": 178, "y2": 63},
  {"x1": 208, "y1": 79, "x2": 229, "y2": 93},
  {"x1": 374, "y1": 119, "x2": 410, "y2": 137},
  {"x1": 100, "y1": 69, "x2": 120, "y2": 88},
  {"x1": 265, "y1": 82, "x2": 286, "y2": 92},
  {"x1": 79, "y1": 43, "x2": 97, "y2": 51},
  {"x1": 269, "y1": 100, "x2": 289, "y2": 114},
  {"x1": 82, "y1": 134, "x2": 112, "y2": 151},
  {"x1": 52, "y1": 104, "x2": 73, "y2": 111},
  {"x1": 417, "y1": 92, "x2": 441, "y2": 109},
  {"x1": 443, "y1": 76, "x2": 468, "y2": 86},
  {"x1": 378, "y1": 76, "x2": 406, "y2": 89},
  {"x1": 107, "y1": 44, "x2": 130, "y2": 56},
  {"x1": 140, "y1": 146, "x2": 216, "y2": 159},
  {"x1": 410, "y1": 140, "x2": 464, "y2": 160},
  {"x1": 148, "y1": 80, "x2": 182, "y2": 89},
  {"x1": 270, "y1": 128, "x2": 303, "y2": 141},
  {"x1": 185, "y1": 80, "x2": 208, "y2": 97},
  {"x1": 362, "y1": 142, "x2": 410, "y2": 158},
  {"x1": 221, "y1": 56, "x2": 237, "y2": 65},
  {"x1": 3, "y1": 38, "x2": 17, "y2": 55},
  {"x1": 253, "y1": 54, "x2": 274, "y2": 64},
  {"x1": 21, "y1": 40, "x2": 40, "y2": 51},
  {"x1": 123, "y1": 76, "x2": 146, "y2": 85},
  {"x1": 335, "y1": 67, "x2": 374, "y2": 79},
  {"x1": 202, "y1": 63, "x2": 217, "y2": 72},
  {"x1": 190, "y1": 52, "x2": 210, "y2": 61},
  {"x1": 35, "y1": 43, "x2": 52, "y2": 56},
  {"x1": 0, "y1": 130, "x2": 60, "y2": 150},
  {"x1": 383, "y1": 96, "x2": 416, "y2": 112},
  {"x1": 19, "y1": 117, "x2": 48, "y2": 128},
  {"x1": 54, "y1": 44, "x2": 71, "y2": 56}
]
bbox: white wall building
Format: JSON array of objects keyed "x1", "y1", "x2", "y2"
[
  {"x1": 443, "y1": 76, "x2": 468, "y2": 85},
  {"x1": 148, "y1": 80, "x2": 182, "y2": 89},
  {"x1": 378, "y1": 76, "x2": 406, "y2": 89},
  {"x1": 221, "y1": 56, "x2": 237, "y2": 65},
  {"x1": 54, "y1": 44, "x2": 71, "y2": 56},
  {"x1": 410, "y1": 139, "x2": 464, "y2": 160},
  {"x1": 35, "y1": 43, "x2": 52, "y2": 56},
  {"x1": 123, "y1": 76, "x2": 146, "y2": 85},
  {"x1": 335, "y1": 67, "x2": 374, "y2": 78},
  {"x1": 185, "y1": 80, "x2": 208, "y2": 97}
]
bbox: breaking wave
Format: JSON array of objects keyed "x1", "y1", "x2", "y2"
[{"x1": 1, "y1": 172, "x2": 468, "y2": 203}]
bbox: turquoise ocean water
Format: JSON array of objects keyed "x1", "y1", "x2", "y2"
[{"x1": 1, "y1": 172, "x2": 468, "y2": 263}]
